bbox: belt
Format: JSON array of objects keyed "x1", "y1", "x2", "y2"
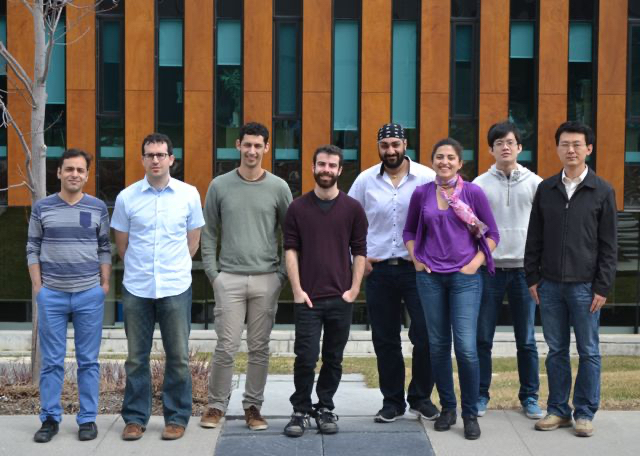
[{"x1": 379, "y1": 258, "x2": 411, "y2": 266}]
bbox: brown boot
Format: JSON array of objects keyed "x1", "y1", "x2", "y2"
[
  {"x1": 121, "y1": 422, "x2": 145, "y2": 441},
  {"x1": 200, "y1": 407, "x2": 225, "y2": 428},
  {"x1": 161, "y1": 423, "x2": 186, "y2": 440},
  {"x1": 245, "y1": 405, "x2": 268, "y2": 431}
]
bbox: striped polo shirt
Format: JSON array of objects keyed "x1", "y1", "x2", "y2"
[{"x1": 26, "y1": 194, "x2": 112, "y2": 292}]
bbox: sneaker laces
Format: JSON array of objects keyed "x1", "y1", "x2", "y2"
[
  {"x1": 291, "y1": 412, "x2": 311, "y2": 428},
  {"x1": 318, "y1": 409, "x2": 339, "y2": 423},
  {"x1": 246, "y1": 406, "x2": 263, "y2": 421}
]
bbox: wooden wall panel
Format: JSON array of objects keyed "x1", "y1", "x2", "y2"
[
  {"x1": 66, "y1": 1, "x2": 96, "y2": 196},
  {"x1": 243, "y1": 0, "x2": 272, "y2": 172},
  {"x1": 302, "y1": 0, "x2": 332, "y2": 193},
  {"x1": 478, "y1": 0, "x2": 509, "y2": 174},
  {"x1": 7, "y1": 2, "x2": 34, "y2": 206},
  {"x1": 124, "y1": 0, "x2": 155, "y2": 185},
  {"x1": 597, "y1": 0, "x2": 627, "y2": 209},
  {"x1": 537, "y1": 0, "x2": 568, "y2": 178},
  {"x1": 361, "y1": 0, "x2": 391, "y2": 171},
  {"x1": 184, "y1": 0, "x2": 214, "y2": 202},
  {"x1": 420, "y1": 0, "x2": 449, "y2": 167}
]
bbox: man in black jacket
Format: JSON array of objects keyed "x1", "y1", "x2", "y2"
[{"x1": 525, "y1": 121, "x2": 617, "y2": 438}]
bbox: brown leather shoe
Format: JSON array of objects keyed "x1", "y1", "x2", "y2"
[
  {"x1": 162, "y1": 423, "x2": 186, "y2": 440},
  {"x1": 245, "y1": 405, "x2": 268, "y2": 431},
  {"x1": 122, "y1": 422, "x2": 145, "y2": 441},
  {"x1": 200, "y1": 407, "x2": 225, "y2": 428}
]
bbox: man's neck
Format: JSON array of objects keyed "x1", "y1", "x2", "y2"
[
  {"x1": 496, "y1": 161, "x2": 518, "y2": 177},
  {"x1": 314, "y1": 185, "x2": 339, "y2": 200},
  {"x1": 237, "y1": 165, "x2": 265, "y2": 181},
  {"x1": 58, "y1": 190, "x2": 84, "y2": 205},
  {"x1": 564, "y1": 163, "x2": 587, "y2": 179},
  {"x1": 147, "y1": 174, "x2": 170, "y2": 190}
]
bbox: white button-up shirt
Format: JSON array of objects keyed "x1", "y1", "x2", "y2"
[
  {"x1": 348, "y1": 158, "x2": 436, "y2": 260},
  {"x1": 562, "y1": 165, "x2": 589, "y2": 200},
  {"x1": 111, "y1": 176, "x2": 205, "y2": 299}
]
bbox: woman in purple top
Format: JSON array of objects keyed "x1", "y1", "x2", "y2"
[{"x1": 403, "y1": 138, "x2": 499, "y2": 440}]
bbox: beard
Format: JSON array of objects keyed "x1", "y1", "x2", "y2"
[
  {"x1": 381, "y1": 150, "x2": 405, "y2": 169},
  {"x1": 314, "y1": 171, "x2": 339, "y2": 189}
]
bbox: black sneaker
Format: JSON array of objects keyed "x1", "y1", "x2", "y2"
[
  {"x1": 463, "y1": 416, "x2": 481, "y2": 440},
  {"x1": 434, "y1": 408, "x2": 457, "y2": 431},
  {"x1": 78, "y1": 421, "x2": 98, "y2": 441},
  {"x1": 374, "y1": 406, "x2": 404, "y2": 423},
  {"x1": 34, "y1": 418, "x2": 59, "y2": 443},
  {"x1": 409, "y1": 401, "x2": 440, "y2": 421},
  {"x1": 315, "y1": 408, "x2": 339, "y2": 434},
  {"x1": 284, "y1": 412, "x2": 311, "y2": 438}
]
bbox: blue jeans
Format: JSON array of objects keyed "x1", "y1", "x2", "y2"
[
  {"x1": 538, "y1": 280, "x2": 600, "y2": 420},
  {"x1": 37, "y1": 285, "x2": 104, "y2": 424},
  {"x1": 416, "y1": 271, "x2": 482, "y2": 417},
  {"x1": 366, "y1": 261, "x2": 434, "y2": 412},
  {"x1": 477, "y1": 267, "x2": 539, "y2": 402},
  {"x1": 121, "y1": 286, "x2": 192, "y2": 427}
]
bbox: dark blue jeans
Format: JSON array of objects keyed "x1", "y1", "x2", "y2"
[
  {"x1": 477, "y1": 267, "x2": 539, "y2": 402},
  {"x1": 290, "y1": 297, "x2": 353, "y2": 414},
  {"x1": 121, "y1": 286, "x2": 193, "y2": 427},
  {"x1": 538, "y1": 279, "x2": 601, "y2": 420},
  {"x1": 416, "y1": 271, "x2": 482, "y2": 417},
  {"x1": 366, "y1": 261, "x2": 434, "y2": 412}
]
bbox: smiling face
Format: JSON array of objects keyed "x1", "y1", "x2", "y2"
[
  {"x1": 556, "y1": 131, "x2": 592, "y2": 170},
  {"x1": 313, "y1": 152, "x2": 342, "y2": 189},
  {"x1": 432, "y1": 145, "x2": 463, "y2": 180},
  {"x1": 57, "y1": 156, "x2": 89, "y2": 195},
  {"x1": 489, "y1": 132, "x2": 522, "y2": 169},
  {"x1": 237, "y1": 134, "x2": 269, "y2": 169},
  {"x1": 378, "y1": 137, "x2": 407, "y2": 169},
  {"x1": 142, "y1": 141, "x2": 174, "y2": 182}
]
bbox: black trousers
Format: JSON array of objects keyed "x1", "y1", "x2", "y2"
[{"x1": 289, "y1": 297, "x2": 353, "y2": 413}]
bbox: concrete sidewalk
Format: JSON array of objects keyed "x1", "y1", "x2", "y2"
[{"x1": 1, "y1": 373, "x2": 638, "y2": 456}]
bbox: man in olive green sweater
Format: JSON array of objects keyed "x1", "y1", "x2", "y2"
[{"x1": 199, "y1": 122, "x2": 293, "y2": 431}]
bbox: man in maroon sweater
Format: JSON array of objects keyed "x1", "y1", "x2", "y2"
[{"x1": 283, "y1": 145, "x2": 368, "y2": 437}]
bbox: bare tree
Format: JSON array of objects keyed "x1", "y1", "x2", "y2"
[{"x1": 0, "y1": 0, "x2": 111, "y2": 382}]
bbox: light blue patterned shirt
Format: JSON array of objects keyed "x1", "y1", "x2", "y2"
[{"x1": 111, "y1": 176, "x2": 205, "y2": 299}]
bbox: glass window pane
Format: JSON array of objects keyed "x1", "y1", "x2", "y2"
[
  {"x1": 569, "y1": 22, "x2": 592, "y2": 63},
  {"x1": 333, "y1": 21, "x2": 359, "y2": 131},
  {"x1": 453, "y1": 24, "x2": 473, "y2": 116},
  {"x1": 630, "y1": 26, "x2": 640, "y2": 118},
  {"x1": 626, "y1": 121, "x2": 640, "y2": 209},
  {"x1": 216, "y1": 19, "x2": 242, "y2": 161},
  {"x1": 100, "y1": 21, "x2": 123, "y2": 113},
  {"x1": 510, "y1": 0, "x2": 536, "y2": 20},
  {"x1": 392, "y1": 21, "x2": 417, "y2": 128},
  {"x1": 567, "y1": 62, "x2": 593, "y2": 125},
  {"x1": 98, "y1": 117, "x2": 125, "y2": 158},
  {"x1": 276, "y1": 22, "x2": 298, "y2": 115},
  {"x1": 0, "y1": 17, "x2": 6, "y2": 76},
  {"x1": 217, "y1": 20, "x2": 241, "y2": 66},
  {"x1": 451, "y1": 0, "x2": 478, "y2": 18},
  {"x1": 217, "y1": 0, "x2": 242, "y2": 19},
  {"x1": 509, "y1": 58, "x2": 536, "y2": 169},
  {"x1": 275, "y1": 0, "x2": 301, "y2": 17},
  {"x1": 47, "y1": 24, "x2": 65, "y2": 104},
  {"x1": 334, "y1": 0, "x2": 360, "y2": 20},
  {"x1": 273, "y1": 119, "x2": 300, "y2": 160},
  {"x1": 570, "y1": 0, "x2": 594, "y2": 21},
  {"x1": 159, "y1": 19, "x2": 183, "y2": 67},
  {"x1": 393, "y1": 0, "x2": 419, "y2": 20},
  {"x1": 449, "y1": 118, "x2": 477, "y2": 179},
  {"x1": 510, "y1": 22, "x2": 534, "y2": 59}
]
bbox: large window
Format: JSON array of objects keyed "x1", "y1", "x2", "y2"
[
  {"x1": 0, "y1": 3, "x2": 7, "y2": 206},
  {"x1": 157, "y1": 0, "x2": 184, "y2": 181},
  {"x1": 392, "y1": 0, "x2": 419, "y2": 161},
  {"x1": 273, "y1": 0, "x2": 301, "y2": 197},
  {"x1": 626, "y1": 1, "x2": 640, "y2": 209},
  {"x1": 568, "y1": 0, "x2": 596, "y2": 167},
  {"x1": 509, "y1": 0, "x2": 537, "y2": 170},
  {"x1": 450, "y1": 0, "x2": 479, "y2": 180},
  {"x1": 215, "y1": 0, "x2": 242, "y2": 176},
  {"x1": 333, "y1": 0, "x2": 360, "y2": 191},
  {"x1": 96, "y1": 1, "x2": 125, "y2": 205},
  {"x1": 45, "y1": 19, "x2": 66, "y2": 196}
]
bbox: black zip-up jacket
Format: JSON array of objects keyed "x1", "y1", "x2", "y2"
[{"x1": 524, "y1": 168, "x2": 617, "y2": 297}]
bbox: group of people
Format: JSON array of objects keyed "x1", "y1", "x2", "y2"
[{"x1": 26, "y1": 118, "x2": 617, "y2": 444}]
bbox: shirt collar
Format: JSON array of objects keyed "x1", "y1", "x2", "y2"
[
  {"x1": 141, "y1": 175, "x2": 174, "y2": 193},
  {"x1": 378, "y1": 156, "x2": 414, "y2": 177},
  {"x1": 562, "y1": 165, "x2": 589, "y2": 184}
]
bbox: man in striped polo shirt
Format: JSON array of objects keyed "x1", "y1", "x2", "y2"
[{"x1": 27, "y1": 149, "x2": 112, "y2": 443}]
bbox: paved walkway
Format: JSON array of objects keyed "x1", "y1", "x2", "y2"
[{"x1": 1, "y1": 374, "x2": 638, "y2": 456}]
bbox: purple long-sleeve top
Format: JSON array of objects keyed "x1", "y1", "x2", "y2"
[{"x1": 403, "y1": 181, "x2": 500, "y2": 273}]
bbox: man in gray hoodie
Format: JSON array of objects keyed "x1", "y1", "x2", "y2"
[{"x1": 473, "y1": 121, "x2": 543, "y2": 419}]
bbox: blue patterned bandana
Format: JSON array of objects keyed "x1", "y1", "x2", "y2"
[{"x1": 377, "y1": 123, "x2": 406, "y2": 141}]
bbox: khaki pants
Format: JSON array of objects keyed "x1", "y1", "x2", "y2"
[{"x1": 208, "y1": 272, "x2": 281, "y2": 412}]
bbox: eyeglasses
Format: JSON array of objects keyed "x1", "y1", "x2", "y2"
[
  {"x1": 493, "y1": 140, "x2": 518, "y2": 148},
  {"x1": 143, "y1": 152, "x2": 170, "y2": 161},
  {"x1": 558, "y1": 142, "x2": 587, "y2": 150}
]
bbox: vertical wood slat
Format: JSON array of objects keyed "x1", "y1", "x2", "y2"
[
  {"x1": 536, "y1": 0, "x2": 569, "y2": 178},
  {"x1": 66, "y1": 1, "x2": 96, "y2": 196},
  {"x1": 301, "y1": 0, "x2": 332, "y2": 194},
  {"x1": 420, "y1": 0, "x2": 450, "y2": 167},
  {"x1": 360, "y1": 0, "x2": 391, "y2": 172},
  {"x1": 597, "y1": 0, "x2": 627, "y2": 209},
  {"x1": 477, "y1": 0, "x2": 510, "y2": 175},
  {"x1": 7, "y1": 2, "x2": 34, "y2": 206},
  {"x1": 184, "y1": 0, "x2": 214, "y2": 203},
  {"x1": 124, "y1": 0, "x2": 155, "y2": 186},
  {"x1": 243, "y1": 0, "x2": 273, "y2": 172}
]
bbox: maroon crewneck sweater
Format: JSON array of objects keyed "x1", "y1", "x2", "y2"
[{"x1": 283, "y1": 191, "x2": 368, "y2": 301}]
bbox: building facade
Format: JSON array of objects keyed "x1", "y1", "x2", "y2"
[{"x1": 0, "y1": 0, "x2": 639, "y2": 332}]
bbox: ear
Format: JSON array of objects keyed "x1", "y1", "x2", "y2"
[
  {"x1": 264, "y1": 142, "x2": 270, "y2": 154},
  {"x1": 586, "y1": 144, "x2": 593, "y2": 156},
  {"x1": 236, "y1": 138, "x2": 241, "y2": 151},
  {"x1": 57, "y1": 167, "x2": 62, "y2": 180}
]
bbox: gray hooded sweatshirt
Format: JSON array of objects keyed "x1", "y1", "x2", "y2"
[{"x1": 473, "y1": 164, "x2": 542, "y2": 268}]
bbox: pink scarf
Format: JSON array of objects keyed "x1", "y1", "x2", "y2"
[{"x1": 436, "y1": 175, "x2": 488, "y2": 238}]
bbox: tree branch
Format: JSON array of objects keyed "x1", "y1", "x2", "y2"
[
  {"x1": 0, "y1": 181, "x2": 34, "y2": 193},
  {"x1": 0, "y1": 97, "x2": 36, "y2": 198},
  {"x1": 0, "y1": 42, "x2": 35, "y2": 103}
]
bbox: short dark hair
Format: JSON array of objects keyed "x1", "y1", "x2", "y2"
[
  {"x1": 58, "y1": 148, "x2": 92, "y2": 170},
  {"x1": 487, "y1": 121, "x2": 521, "y2": 147},
  {"x1": 554, "y1": 121, "x2": 595, "y2": 146},
  {"x1": 431, "y1": 138, "x2": 463, "y2": 161},
  {"x1": 313, "y1": 144, "x2": 344, "y2": 168},
  {"x1": 238, "y1": 122, "x2": 270, "y2": 144},
  {"x1": 141, "y1": 133, "x2": 173, "y2": 156}
]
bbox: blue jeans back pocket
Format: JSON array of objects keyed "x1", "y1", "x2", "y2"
[{"x1": 79, "y1": 211, "x2": 92, "y2": 228}]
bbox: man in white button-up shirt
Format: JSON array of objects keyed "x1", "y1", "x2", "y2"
[
  {"x1": 348, "y1": 123, "x2": 439, "y2": 424},
  {"x1": 111, "y1": 133, "x2": 205, "y2": 441}
]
